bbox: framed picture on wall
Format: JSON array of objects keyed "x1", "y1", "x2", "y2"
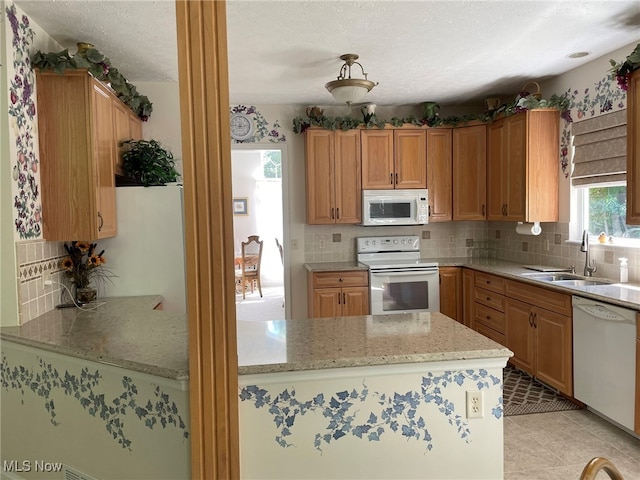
[{"x1": 233, "y1": 197, "x2": 248, "y2": 215}]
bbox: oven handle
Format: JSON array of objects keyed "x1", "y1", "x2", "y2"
[{"x1": 370, "y1": 269, "x2": 439, "y2": 276}]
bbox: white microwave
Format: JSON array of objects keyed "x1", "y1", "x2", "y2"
[{"x1": 362, "y1": 189, "x2": 429, "y2": 226}]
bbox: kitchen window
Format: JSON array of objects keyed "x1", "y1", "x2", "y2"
[
  {"x1": 576, "y1": 183, "x2": 640, "y2": 243},
  {"x1": 571, "y1": 110, "x2": 639, "y2": 244}
]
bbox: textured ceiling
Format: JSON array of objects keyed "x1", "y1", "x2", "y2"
[{"x1": 14, "y1": 0, "x2": 640, "y2": 107}]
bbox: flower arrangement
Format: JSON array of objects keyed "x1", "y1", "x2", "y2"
[
  {"x1": 609, "y1": 43, "x2": 640, "y2": 91},
  {"x1": 61, "y1": 241, "x2": 112, "y2": 289},
  {"x1": 31, "y1": 43, "x2": 153, "y2": 121}
]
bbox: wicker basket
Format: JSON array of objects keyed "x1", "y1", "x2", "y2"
[{"x1": 519, "y1": 81, "x2": 542, "y2": 100}]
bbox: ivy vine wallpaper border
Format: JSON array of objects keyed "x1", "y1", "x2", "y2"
[
  {"x1": 0, "y1": 354, "x2": 190, "y2": 450},
  {"x1": 240, "y1": 369, "x2": 502, "y2": 454},
  {"x1": 6, "y1": 3, "x2": 43, "y2": 239},
  {"x1": 230, "y1": 105, "x2": 287, "y2": 144},
  {"x1": 559, "y1": 72, "x2": 626, "y2": 178}
]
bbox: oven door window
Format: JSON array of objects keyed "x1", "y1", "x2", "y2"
[
  {"x1": 382, "y1": 280, "x2": 429, "y2": 312},
  {"x1": 368, "y1": 201, "x2": 412, "y2": 220}
]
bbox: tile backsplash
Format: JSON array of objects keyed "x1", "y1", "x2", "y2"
[
  {"x1": 304, "y1": 221, "x2": 640, "y2": 283},
  {"x1": 16, "y1": 240, "x2": 66, "y2": 324}
]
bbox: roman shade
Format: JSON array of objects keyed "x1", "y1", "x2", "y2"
[{"x1": 571, "y1": 110, "x2": 627, "y2": 186}]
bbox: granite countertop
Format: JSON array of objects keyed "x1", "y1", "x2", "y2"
[
  {"x1": 237, "y1": 312, "x2": 512, "y2": 375},
  {"x1": 307, "y1": 257, "x2": 640, "y2": 311},
  {"x1": 304, "y1": 261, "x2": 368, "y2": 272},
  {"x1": 0, "y1": 296, "x2": 188, "y2": 381}
]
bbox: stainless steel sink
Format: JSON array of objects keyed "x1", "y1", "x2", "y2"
[
  {"x1": 520, "y1": 272, "x2": 612, "y2": 286},
  {"x1": 520, "y1": 272, "x2": 584, "y2": 282},
  {"x1": 551, "y1": 279, "x2": 612, "y2": 287}
]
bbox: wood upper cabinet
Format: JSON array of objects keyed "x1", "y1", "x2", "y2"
[
  {"x1": 307, "y1": 270, "x2": 369, "y2": 318},
  {"x1": 627, "y1": 70, "x2": 640, "y2": 224},
  {"x1": 36, "y1": 69, "x2": 121, "y2": 240},
  {"x1": 487, "y1": 110, "x2": 559, "y2": 222},
  {"x1": 361, "y1": 129, "x2": 427, "y2": 189},
  {"x1": 426, "y1": 128, "x2": 453, "y2": 221},
  {"x1": 112, "y1": 99, "x2": 143, "y2": 177},
  {"x1": 305, "y1": 128, "x2": 361, "y2": 224},
  {"x1": 452, "y1": 124, "x2": 486, "y2": 220},
  {"x1": 439, "y1": 266, "x2": 461, "y2": 322}
]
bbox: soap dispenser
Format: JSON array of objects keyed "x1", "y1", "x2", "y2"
[{"x1": 619, "y1": 257, "x2": 628, "y2": 283}]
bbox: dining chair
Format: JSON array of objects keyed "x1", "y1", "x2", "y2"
[{"x1": 235, "y1": 235, "x2": 263, "y2": 299}]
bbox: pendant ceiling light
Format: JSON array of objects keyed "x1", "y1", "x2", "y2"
[{"x1": 325, "y1": 53, "x2": 377, "y2": 105}]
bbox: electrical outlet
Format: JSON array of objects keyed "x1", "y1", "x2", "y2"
[
  {"x1": 291, "y1": 239, "x2": 299, "y2": 250},
  {"x1": 43, "y1": 271, "x2": 52, "y2": 287},
  {"x1": 449, "y1": 235, "x2": 455, "y2": 244},
  {"x1": 466, "y1": 390, "x2": 483, "y2": 418}
]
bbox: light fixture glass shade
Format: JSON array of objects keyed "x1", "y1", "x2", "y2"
[
  {"x1": 326, "y1": 82, "x2": 372, "y2": 105},
  {"x1": 325, "y1": 54, "x2": 377, "y2": 105}
]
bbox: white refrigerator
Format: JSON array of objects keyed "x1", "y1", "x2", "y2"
[{"x1": 100, "y1": 184, "x2": 187, "y2": 313}]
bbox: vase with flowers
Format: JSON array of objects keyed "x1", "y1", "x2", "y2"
[{"x1": 61, "y1": 241, "x2": 113, "y2": 303}]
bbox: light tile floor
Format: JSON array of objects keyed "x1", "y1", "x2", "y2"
[{"x1": 504, "y1": 410, "x2": 640, "y2": 479}]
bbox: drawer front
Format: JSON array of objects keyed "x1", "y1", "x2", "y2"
[
  {"x1": 475, "y1": 303, "x2": 506, "y2": 334},
  {"x1": 505, "y1": 279, "x2": 571, "y2": 316},
  {"x1": 474, "y1": 287, "x2": 505, "y2": 312},
  {"x1": 475, "y1": 322, "x2": 506, "y2": 347},
  {"x1": 475, "y1": 272, "x2": 505, "y2": 294},
  {"x1": 313, "y1": 270, "x2": 369, "y2": 288}
]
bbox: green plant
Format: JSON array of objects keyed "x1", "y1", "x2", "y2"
[
  {"x1": 31, "y1": 44, "x2": 153, "y2": 120},
  {"x1": 120, "y1": 140, "x2": 179, "y2": 186},
  {"x1": 291, "y1": 93, "x2": 571, "y2": 134}
]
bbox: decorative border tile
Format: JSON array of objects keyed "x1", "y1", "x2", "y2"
[{"x1": 240, "y1": 369, "x2": 502, "y2": 453}]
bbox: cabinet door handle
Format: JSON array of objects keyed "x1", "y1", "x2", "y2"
[
  {"x1": 336, "y1": 207, "x2": 340, "y2": 219},
  {"x1": 482, "y1": 204, "x2": 485, "y2": 216},
  {"x1": 395, "y1": 172, "x2": 398, "y2": 184},
  {"x1": 528, "y1": 312, "x2": 533, "y2": 327},
  {"x1": 339, "y1": 277, "x2": 344, "y2": 282},
  {"x1": 533, "y1": 312, "x2": 537, "y2": 328},
  {"x1": 97, "y1": 212, "x2": 104, "y2": 231},
  {"x1": 390, "y1": 173, "x2": 393, "y2": 185},
  {"x1": 343, "y1": 292, "x2": 346, "y2": 304},
  {"x1": 331, "y1": 208, "x2": 335, "y2": 220},
  {"x1": 428, "y1": 205, "x2": 431, "y2": 217}
]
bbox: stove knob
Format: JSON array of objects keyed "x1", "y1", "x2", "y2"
[
  {"x1": 372, "y1": 240, "x2": 376, "y2": 245},
  {"x1": 393, "y1": 239, "x2": 398, "y2": 244}
]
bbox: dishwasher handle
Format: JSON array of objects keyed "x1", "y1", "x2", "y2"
[{"x1": 573, "y1": 304, "x2": 636, "y2": 324}]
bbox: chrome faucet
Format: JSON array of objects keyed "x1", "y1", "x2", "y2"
[{"x1": 580, "y1": 230, "x2": 597, "y2": 277}]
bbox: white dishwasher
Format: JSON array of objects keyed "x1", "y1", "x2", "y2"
[{"x1": 572, "y1": 295, "x2": 637, "y2": 431}]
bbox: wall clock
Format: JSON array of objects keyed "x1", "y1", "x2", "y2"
[{"x1": 230, "y1": 113, "x2": 254, "y2": 141}]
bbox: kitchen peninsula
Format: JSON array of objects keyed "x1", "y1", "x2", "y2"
[
  {"x1": 1, "y1": 295, "x2": 511, "y2": 480},
  {"x1": 237, "y1": 312, "x2": 512, "y2": 480}
]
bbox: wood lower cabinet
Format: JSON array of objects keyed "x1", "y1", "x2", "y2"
[
  {"x1": 307, "y1": 270, "x2": 369, "y2": 318},
  {"x1": 636, "y1": 315, "x2": 639, "y2": 434},
  {"x1": 505, "y1": 279, "x2": 573, "y2": 396},
  {"x1": 427, "y1": 128, "x2": 453, "y2": 221},
  {"x1": 453, "y1": 124, "x2": 486, "y2": 220},
  {"x1": 487, "y1": 109, "x2": 559, "y2": 222},
  {"x1": 472, "y1": 272, "x2": 506, "y2": 346},
  {"x1": 361, "y1": 129, "x2": 426, "y2": 189},
  {"x1": 37, "y1": 69, "x2": 123, "y2": 240},
  {"x1": 305, "y1": 128, "x2": 361, "y2": 224},
  {"x1": 439, "y1": 266, "x2": 461, "y2": 322},
  {"x1": 461, "y1": 268, "x2": 475, "y2": 328},
  {"x1": 627, "y1": 70, "x2": 640, "y2": 224}
]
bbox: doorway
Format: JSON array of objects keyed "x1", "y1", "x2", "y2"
[{"x1": 231, "y1": 146, "x2": 289, "y2": 320}]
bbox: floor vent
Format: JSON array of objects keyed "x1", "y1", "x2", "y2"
[{"x1": 63, "y1": 465, "x2": 99, "y2": 480}]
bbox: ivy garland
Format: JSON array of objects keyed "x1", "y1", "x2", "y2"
[
  {"x1": 32, "y1": 45, "x2": 153, "y2": 121},
  {"x1": 609, "y1": 42, "x2": 640, "y2": 91},
  {"x1": 292, "y1": 93, "x2": 571, "y2": 134}
]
